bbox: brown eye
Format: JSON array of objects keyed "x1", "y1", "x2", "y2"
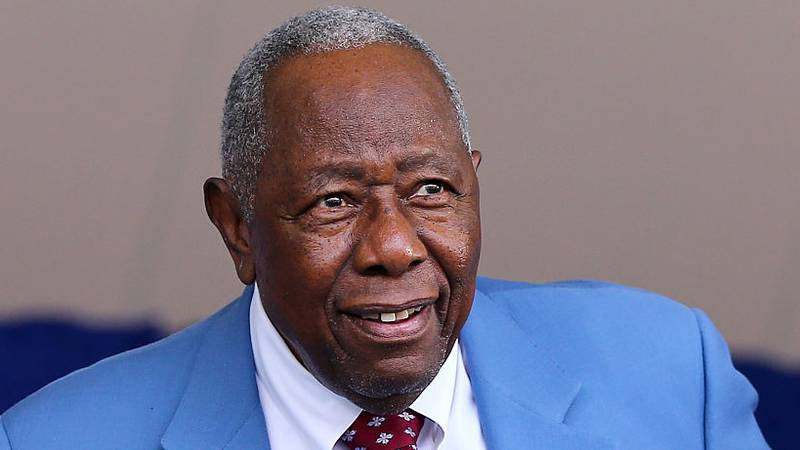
[
  {"x1": 413, "y1": 181, "x2": 444, "y2": 196},
  {"x1": 322, "y1": 195, "x2": 344, "y2": 208}
]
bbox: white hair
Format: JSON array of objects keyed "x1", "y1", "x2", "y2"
[{"x1": 220, "y1": 6, "x2": 471, "y2": 221}]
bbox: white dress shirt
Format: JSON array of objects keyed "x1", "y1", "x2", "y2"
[{"x1": 249, "y1": 283, "x2": 487, "y2": 450}]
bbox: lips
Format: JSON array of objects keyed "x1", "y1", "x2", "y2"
[{"x1": 341, "y1": 303, "x2": 435, "y2": 341}]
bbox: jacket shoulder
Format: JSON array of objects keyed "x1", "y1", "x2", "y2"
[
  {"x1": 472, "y1": 276, "x2": 767, "y2": 448},
  {"x1": 0, "y1": 301, "x2": 228, "y2": 449},
  {"x1": 476, "y1": 275, "x2": 695, "y2": 324},
  {"x1": 474, "y1": 276, "x2": 701, "y2": 381}
]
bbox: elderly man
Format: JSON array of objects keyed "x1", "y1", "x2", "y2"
[{"x1": 1, "y1": 6, "x2": 767, "y2": 450}]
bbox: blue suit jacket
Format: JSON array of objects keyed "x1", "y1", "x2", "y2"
[{"x1": 0, "y1": 278, "x2": 768, "y2": 449}]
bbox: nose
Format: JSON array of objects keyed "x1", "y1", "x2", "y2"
[{"x1": 353, "y1": 201, "x2": 428, "y2": 276}]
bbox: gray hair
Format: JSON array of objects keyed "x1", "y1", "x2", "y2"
[{"x1": 220, "y1": 5, "x2": 471, "y2": 221}]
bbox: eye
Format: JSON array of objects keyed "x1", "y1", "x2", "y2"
[
  {"x1": 306, "y1": 193, "x2": 357, "y2": 223},
  {"x1": 322, "y1": 195, "x2": 345, "y2": 208},
  {"x1": 413, "y1": 181, "x2": 445, "y2": 197}
]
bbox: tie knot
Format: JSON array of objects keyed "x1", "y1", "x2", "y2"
[{"x1": 340, "y1": 409, "x2": 423, "y2": 450}]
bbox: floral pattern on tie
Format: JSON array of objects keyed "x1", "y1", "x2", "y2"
[{"x1": 340, "y1": 409, "x2": 424, "y2": 450}]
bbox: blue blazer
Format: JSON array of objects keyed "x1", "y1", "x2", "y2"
[{"x1": 1, "y1": 278, "x2": 768, "y2": 449}]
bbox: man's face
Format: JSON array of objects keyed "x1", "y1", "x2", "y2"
[{"x1": 250, "y1": 44, "x2": 481, "y2": 413}]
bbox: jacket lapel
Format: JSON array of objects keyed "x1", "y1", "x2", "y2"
[
  {"x1": 461, "y1": 288, "x2": 616, "y2": 450},
  {"x1": 161, "y1": 285, "x2": 270, "y2": 450}
]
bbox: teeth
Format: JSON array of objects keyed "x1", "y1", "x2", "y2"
[{"x1": 360, "y1": 305, "x2": 425, "y2": 322}]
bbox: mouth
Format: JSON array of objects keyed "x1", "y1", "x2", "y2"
[
  {"x1": 354, "y1": 304, "x2": 426, "y2": 323},
  {"x1": 340, "y1": 300, "x2": 436, "y2": 341}
]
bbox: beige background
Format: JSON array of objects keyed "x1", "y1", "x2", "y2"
[{"x1": 1, "y1": 1, "x2": 798, "y2": 365}]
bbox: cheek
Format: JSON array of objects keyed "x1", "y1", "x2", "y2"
[
  {"x1": 269, "y1": 227, "x2": 354, "y2": 296},
  {"x1": 417, "y1": 207, "x2": 481, "y2": 276},
  {"x1": 255, "y1": 225, "x2": 356, "y2": 361},
  {"x1": 416, "y1": 205, "x2": 481, "y2": 325}
]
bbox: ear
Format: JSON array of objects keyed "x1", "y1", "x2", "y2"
[
  {"x1": 470, "y1": 150, "x2": 482, "y2": 171},
  {"x1": 203, "y1": 177, "x2": 256, "y2": 284}
]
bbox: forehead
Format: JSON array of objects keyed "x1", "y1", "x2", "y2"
[{"x1": 261, "y1": 44, "x2": 462, "y2": 164}]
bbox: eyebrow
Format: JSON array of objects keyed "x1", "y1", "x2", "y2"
[
  {"x1": 306, "y1": 151, "x2": 460, "y2": 191},
  {"x1": 307, "y1": 161, "x2": 367, "y2": 191},
  {"x1": 396, "y1": 152, "x2": 457, "y2": 175}
]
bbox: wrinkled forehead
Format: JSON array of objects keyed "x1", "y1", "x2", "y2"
[{"x1": 260, "y1": 43, "x2": 463, "y2": 161}]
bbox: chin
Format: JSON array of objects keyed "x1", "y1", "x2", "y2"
[{"x1": 337, "y1": 352, "x2": 445, "y2": 402}]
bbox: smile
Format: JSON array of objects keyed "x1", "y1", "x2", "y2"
[
  {"x1": 358, "y1": 305, "x2": 425, "y2": 323},
  {"x1": 341, "y1": 302, "x2": 436, "y2": 341}
]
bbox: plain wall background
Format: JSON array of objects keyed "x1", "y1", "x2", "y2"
[{"x1": 1, "y1": 1, "x2": 798, "y2": 366}]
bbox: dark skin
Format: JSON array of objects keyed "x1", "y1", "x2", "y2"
[{"x1": 204, "y1": 43, "x2": 482, "y2": 414}]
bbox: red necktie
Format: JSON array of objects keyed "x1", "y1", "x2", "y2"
[{"x1": 340, "y1": 409, "x2": 423, "y2": 450}]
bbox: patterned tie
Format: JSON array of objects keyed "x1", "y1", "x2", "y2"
[{"x1": 340, "y1": 409, "x2": 423, "y2": 450}]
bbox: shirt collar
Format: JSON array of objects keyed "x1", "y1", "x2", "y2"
[
  {"x1": 250, "y1": 283, "x2": 360, "y2": 448},
  {"x1": 249, "y1": 283, "x2": 459, "y2": 446},
  {"x1": 409, "y1": 335, "x2": 459, "y2": 437}
]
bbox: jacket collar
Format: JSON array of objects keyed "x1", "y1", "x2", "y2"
[
  {"x1": 161, "y1": 284, "x2": 269, "y2": 450},
  {"x1": 460, "y1": 286, "x2": 616, "y2": 449}
]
